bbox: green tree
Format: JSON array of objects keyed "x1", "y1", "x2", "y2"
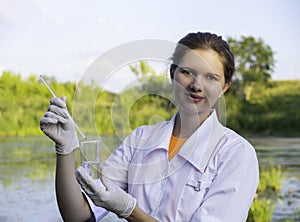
[
  {"x1": 129, "y1": 61, "x2": 156, "y2": 76},
  {"x1": 128, "y1": 61, "x2": 173, "y2": 100},
  {"x1": 228, "y1": 36, "x2": 275, "y2": 101}
]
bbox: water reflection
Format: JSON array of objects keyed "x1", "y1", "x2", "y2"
[
  {"x1": 256, "y1": 145, "x2": 300, "y2": 177},
  {"x1": 0, "y1": 136, "x2": 61, "y2": 221}
]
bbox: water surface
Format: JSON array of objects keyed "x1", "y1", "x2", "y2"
[{"x1": 0, "y1": 136, "x2": 299, "y2": 221}]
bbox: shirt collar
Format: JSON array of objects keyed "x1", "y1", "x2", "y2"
[
  {"x1": 140, "y1": 110, "x2": 224, "y2": 172},
  {"x1": 140, "y1": 113, "x2": 176, "y2": 151},
  {"x1": 177, "y1": 110, "x2": 224, "y2": 172}
]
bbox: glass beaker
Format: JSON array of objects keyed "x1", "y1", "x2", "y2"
[{"x1": 80, "y1": 140, "x2": 101, "y2": 179}]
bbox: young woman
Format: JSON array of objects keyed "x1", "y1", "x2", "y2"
[{"x1": 40, "y1": 31, "x2": 259, "y2": 222}]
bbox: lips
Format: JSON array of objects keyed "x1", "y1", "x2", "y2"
[{"x1": 188, "y1": 93, "x2": 205, "y2": 102}]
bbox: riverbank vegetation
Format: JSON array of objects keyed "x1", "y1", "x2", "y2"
[
  {"x1": 0, "y1": 71, "x2": 299, "y2": 137},
  {"x1": 247, "y1": 166, "x2": 281, "y2": 221}
]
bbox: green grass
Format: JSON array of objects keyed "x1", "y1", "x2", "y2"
[
  {"x1": 247, "y1": 166, "x2": 282, "y2": 221},
  {"x1": 247, "y1": 197, "x2": 276, "y2": 222},
  {"x1": 257, "y1": 166, "x2": 282, "y2": 194}
]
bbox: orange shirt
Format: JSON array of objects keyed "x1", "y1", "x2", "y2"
[{"x1": 168, "y1": 135, "x2": 187, "y2": 160}]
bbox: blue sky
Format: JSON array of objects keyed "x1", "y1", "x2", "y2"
[{"x1": 1, "y1": 0, "x2": 299, "y2": 86}]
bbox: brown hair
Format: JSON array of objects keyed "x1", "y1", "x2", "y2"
[{"x1": 170, "y1": 32, "x2": 235, "y2": 84}]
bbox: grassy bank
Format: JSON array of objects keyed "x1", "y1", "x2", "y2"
[
  {"x1": 226, "y1": 80, "x2": 300, "y2": 137},
  {"x1": 247, "y1": 166, "x2": 281, "y2": 222}
]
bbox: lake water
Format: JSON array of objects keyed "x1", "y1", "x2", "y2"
[{"x1": 0, "y1": 136, "x2": 299, "y2": 222}]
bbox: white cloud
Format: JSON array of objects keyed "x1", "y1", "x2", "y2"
[
  {"x1": 32, "y1": 0, "x2": 81, "y2": 28},
  {"x1": 116, "y1": 25, "x2": 126, "y2": 32},
  {"x1": 0, "y1": 3, "x2": 20, "y2": 24},
  {"x1": 98, "y1": 18, "x2": 106, "y2": 24}
]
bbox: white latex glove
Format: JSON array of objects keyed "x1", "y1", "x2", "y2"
[
  {"x1": 75, "y1": 166, "x2": 137, "y2": 218},
  {"x1": 40, "y1": 96, "x2": 79, "y2": 155}
]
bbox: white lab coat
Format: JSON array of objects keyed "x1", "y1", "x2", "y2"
[{"x1": 90, "y1": 110, "x2": 259, "y2": 221}]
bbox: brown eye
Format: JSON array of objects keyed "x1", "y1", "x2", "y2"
[
  {"x1": 179, "y1": 68, "x2": 196, "y2": 77},
  {"x1": 180, "y1": 68, "x2": 191, "y2": 75}
]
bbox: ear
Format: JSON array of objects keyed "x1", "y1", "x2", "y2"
[
  {"x1": 170, "y1": 64, "x2": 177, "y2": 80},
  {"x1": 222, "y1": 82, "x2": 231, "y2": 94}
]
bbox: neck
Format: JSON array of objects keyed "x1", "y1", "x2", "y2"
[{"x1": 173, "y1": 110, "x2": 211, "y2": 139}]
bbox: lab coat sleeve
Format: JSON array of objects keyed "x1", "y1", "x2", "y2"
[{"x1": 191, "y1": 140, "x2": 259, "y2": 222}]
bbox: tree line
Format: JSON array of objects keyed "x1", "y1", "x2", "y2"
[{"x1": 0, "y1": 70, "x2": 299, "y2": 137}]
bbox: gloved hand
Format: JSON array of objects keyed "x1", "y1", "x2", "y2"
[
  {"x1": 40, "y1": 96, "x2": 79, "y2": 155},
  {"x1": 75, "y1": 166, "x2": 137, "y2": 218}
]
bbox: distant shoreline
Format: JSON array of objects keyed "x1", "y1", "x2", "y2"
[
  {"x1": 1, "y1": 134, "x2": 300, "y2": 146},
  {"x1": 246, "y1": 136, "x2": 300, "y2": 146}
]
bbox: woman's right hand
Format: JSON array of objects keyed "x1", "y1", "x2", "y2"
[{"x1": 40, "y1": 96, "x2": 79, "y2": 155}]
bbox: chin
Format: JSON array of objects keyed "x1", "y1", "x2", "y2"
[{"x1": 179, "y1": 104, "x2": 211, "y2": 116}]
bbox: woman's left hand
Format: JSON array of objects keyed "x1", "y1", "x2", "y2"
[{"x1": 75, "y1": 166, "x2": 137, "y2": 218}]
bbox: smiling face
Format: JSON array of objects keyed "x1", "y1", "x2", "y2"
[{"x1": 172, "y1": 49, "x2": 231, "y2": 116}]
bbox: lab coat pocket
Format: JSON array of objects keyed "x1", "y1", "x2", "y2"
[{"x1": 176, "y1": 171, "x2": 216, "y2": 221}]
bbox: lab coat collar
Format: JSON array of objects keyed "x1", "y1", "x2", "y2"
[
  {"x1": 177, "y1": 110, "x2": 225, "y2": 172},
  {"x1": 140, "y1": 110, "x2": 224, "y2": 173},
  {"x1": 141, "y1": 113, "x2": 177, "y2": 151}
]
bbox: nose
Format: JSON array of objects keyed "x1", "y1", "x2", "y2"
[{"x1": 189, "y1": 76, "x2": 204, "y2": 92}]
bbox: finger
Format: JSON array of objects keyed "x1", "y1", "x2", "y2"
[
  {"x1": 48, "y1": 105, "x2": 68, "y2": 118},
  {"x1": 61, "y1": 96, "x2": 67, "y2": 103},
  {"x1": 40, "y1": 116, "x2": 58, "y2": 125},
  {"x1": 75, "y1": 167, "x2": 101, "y2": 194},
  {"x1": 99, "y1": 167, "x2": 113, "y2": 191},
  {"x1": 50, "y1": 97, "x2": 66, "y2": 108},
  {"x1": 44, "y1": 111, "x2": 67, "y2": 124}
]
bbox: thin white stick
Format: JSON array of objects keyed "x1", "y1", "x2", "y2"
[{"x1": 40, "y1": 75, "x2": 87, "y2": 140}]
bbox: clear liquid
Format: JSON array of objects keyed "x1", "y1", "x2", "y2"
[{"x1": 82, "y1": 161, "x2": 101, "y2": 179}]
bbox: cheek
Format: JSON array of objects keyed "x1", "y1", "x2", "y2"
[
  {"x1": 207, "y1": 85, "x2": 222, "y2": 95},
  {"x1": 173, "y1": 82, "x2": 184, "y2": 98},
  {"x1": 204, "y1": 84, "x2": 223, "y2": 105},
  {"x1": 205, "y1": 79, "x2": 224, "y2": 94},
  {"x1": 173, "y1": 75, "x2": 190, "y2": 90}
]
